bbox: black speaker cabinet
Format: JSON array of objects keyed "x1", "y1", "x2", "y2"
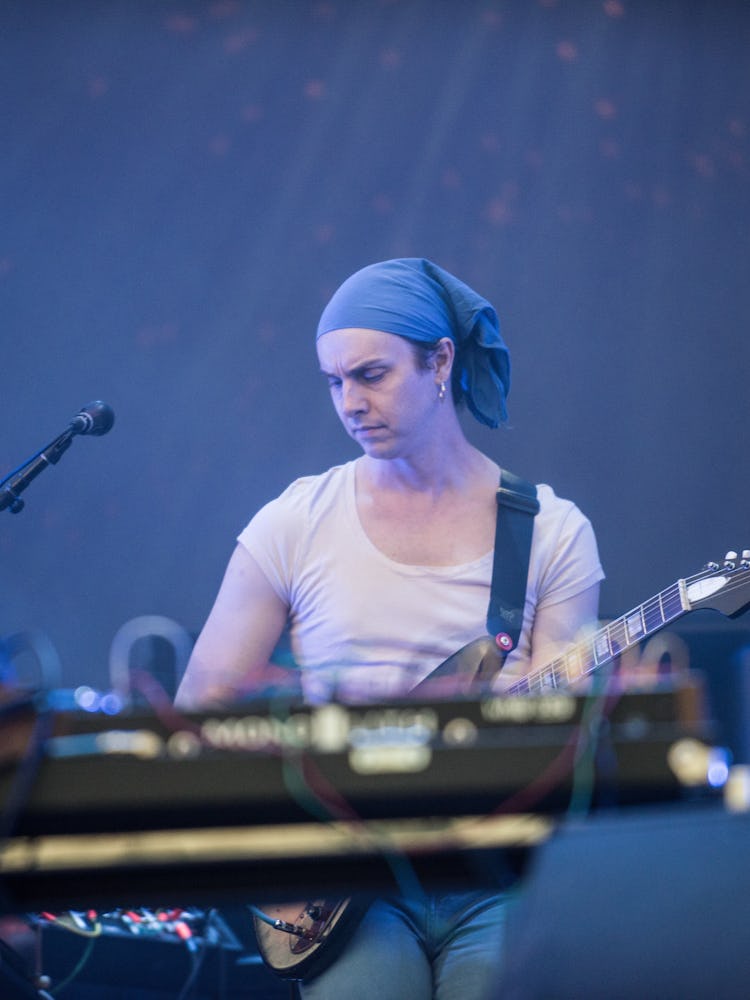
[{"x1": 498, "y1": 804, "x2": 750, "y2": 1000}]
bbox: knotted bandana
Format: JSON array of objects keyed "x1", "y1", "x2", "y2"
[{"x1": 316, "y1": 258, "x2": 510, "y2": 427}]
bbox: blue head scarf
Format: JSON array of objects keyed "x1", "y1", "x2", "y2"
[{"x1": 316, "y1": 258, "x2": 510, "y2": 427}]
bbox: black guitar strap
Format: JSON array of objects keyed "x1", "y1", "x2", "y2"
[{"x1": 486, "y1": 469, "x2": 539, "y2": 654}]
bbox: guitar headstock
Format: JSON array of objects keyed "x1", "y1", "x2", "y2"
[{"x1": 685, "y1": 550, "x2": 750, "y2": 617}]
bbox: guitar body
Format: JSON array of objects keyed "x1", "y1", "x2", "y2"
[
  {"x1": 252, "y1": 897, "x2": 369, "y2": 980},
  {"x1": 412, "y1": 634, "x2": 508, "y2": 694}
]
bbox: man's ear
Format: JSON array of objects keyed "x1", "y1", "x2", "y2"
[{"x1": 433, "y1": 337, "x2": 455, "y2": 382}]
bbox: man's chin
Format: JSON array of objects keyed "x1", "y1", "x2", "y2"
[{"x1": 358, "y1": 439, "x2": 399, "y2": 460}]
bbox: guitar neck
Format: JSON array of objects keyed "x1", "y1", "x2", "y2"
[{"x1": 506, "y1": 578, "x2": 692, "y2": 696}]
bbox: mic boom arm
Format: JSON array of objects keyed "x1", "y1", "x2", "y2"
[{"x1": 0, "y1": 401, "x2": 114, "y2": 515}]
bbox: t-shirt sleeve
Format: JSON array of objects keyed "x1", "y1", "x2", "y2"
[
  {"x1": 532, "y1": 489, "x2": 605, "y2": 610},
  {"x1": 236, "y1": 481, "x2": 310, "y2": 605}
]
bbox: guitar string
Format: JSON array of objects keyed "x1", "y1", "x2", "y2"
[{"x1": 506, "y1": 567, "x2": 750, "y2": 696}]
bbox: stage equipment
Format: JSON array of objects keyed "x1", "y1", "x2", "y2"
[{"x1": 0, "y1": 677, "x2": 724, "y2": 912}]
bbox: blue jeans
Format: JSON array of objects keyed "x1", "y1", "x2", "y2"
[{"x1": 299, "y1": 892, "x2": 508, "y2": 1000}]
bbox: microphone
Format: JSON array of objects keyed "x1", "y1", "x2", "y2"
[
  {"x1": 69, "y1": 401, "x2": 115, "y2": 437},
  {"x1": 1, "y1": 401, "x2": 115, "y2": 514}
]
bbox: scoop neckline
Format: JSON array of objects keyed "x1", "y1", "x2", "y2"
[{"x1": 344, "y1": 459, "x2": 494, "y2": 575}]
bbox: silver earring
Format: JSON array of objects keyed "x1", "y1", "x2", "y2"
[{"x1": 438, "y1": 381, "x2": 447, "y2": 402}]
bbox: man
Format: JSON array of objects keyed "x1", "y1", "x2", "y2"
[{"x1": 176, "y1": 258, "x2": 603, "y2": 997}]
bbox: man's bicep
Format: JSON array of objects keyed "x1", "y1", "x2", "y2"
[
  {"x1": 176, "y1": 544, "x2": 289, "y2": 708},
  {"x1": 528, "y1": 581, "x2": 601, "y2": 675}
]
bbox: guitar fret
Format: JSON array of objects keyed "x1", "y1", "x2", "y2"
[
  {"x1": 593, "y1": 628, "x2": 612, "y2": 665},
  {"x1": 495, "y1": 561, "x2": 746, "y2": 702},
  {"x1": 607, "y1": 618, "x2": 628, "y2": 656},
  {"x1": 536, "y1": 669, "x2": 553, "y2": 691},
  {"x1": 624, "y1": 607, "x2": 645, "y2": 644},
  {"x1": 661, "y1": 583, "x2": 685, "y2": 622},
  {"x1": 534, "y1": 661, "x2": 565, "y2": 691},
  {"x1": 563, "y1": 649, "x2": 579, "y2": 684},
  {"x1": 568, "y1": 642, "x2": 596, "y2": 680},
  {"x1": 507, "y1": 675, "x2": 529, "y2": 695},
  {"x1": 579, "y1": 644, "x2": 596, "y2": 677},
  {"x1": 642, "y1": 596, "x2": 665, "y2": 633}
]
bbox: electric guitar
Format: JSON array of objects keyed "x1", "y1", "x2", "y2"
[{"x1": 252, "y1": 551, "x2": 750, "y2": 980}]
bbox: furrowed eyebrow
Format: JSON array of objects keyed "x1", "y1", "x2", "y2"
[{"x1": 319, "y1": 360, "x2": 388, "y2": 379}]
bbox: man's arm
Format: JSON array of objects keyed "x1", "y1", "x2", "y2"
[
  {"x1": 527, "y1": 581, "x2": 601, "y2": 677},
  {"x1": 175, "y1": 544, "x2": 290, "y2": 709}
]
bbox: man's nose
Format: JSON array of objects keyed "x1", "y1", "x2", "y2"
[{"x1": 341, "y1": 380, "x2": 367, "y2": 415}]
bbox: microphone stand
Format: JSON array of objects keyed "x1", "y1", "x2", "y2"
[{"x1": 0, "y1": 429, "x2": 76, "y2": 515}]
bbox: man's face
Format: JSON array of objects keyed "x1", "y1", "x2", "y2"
[{"x1": 316, "y1": 327, "x2": 442, "y2": 461}]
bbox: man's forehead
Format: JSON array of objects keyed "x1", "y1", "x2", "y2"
[{"x1": 316, "y1": 328, "x2": 410, "y2": 370}]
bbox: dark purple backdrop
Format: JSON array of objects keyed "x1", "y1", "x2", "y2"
[{"x1": 2, "y1": 0, "x2": 749, "y2": 695}]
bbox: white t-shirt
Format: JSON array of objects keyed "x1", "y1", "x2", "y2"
[{"x1": 238, "y1": 460, "x2": 603, "y2": 702}]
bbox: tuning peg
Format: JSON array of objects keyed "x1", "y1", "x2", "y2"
[
  {"x1": 724, "y1": 550, "x2": 738, "y2": 569},
  {"x1": 741, "y1": 550, "x2": 750, "y2": 568},
  {"x1": 706, "y1": 561, "x2": 720, "y2": 571}
]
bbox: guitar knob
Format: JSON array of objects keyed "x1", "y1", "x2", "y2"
[
  {"x1": 706, "y1": 561, "x2": 720, "y2": 571},
  {"x1": 724, "y1": 551, "x2": 738, "y2": 569},
  {"x1": 742, "y1": 550, "x2": 750, "y2": 568}
]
